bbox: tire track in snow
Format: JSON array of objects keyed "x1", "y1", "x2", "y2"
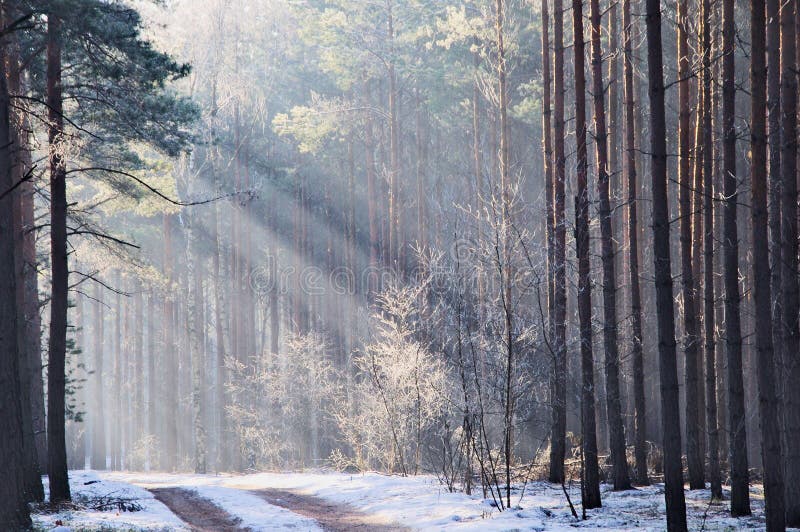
[
  {"x1": 149, "y1": 487, "x2": 247, "y2": 531},
  {"x1": 251, "y1": 488, "x2": 408, "y2": 532}
]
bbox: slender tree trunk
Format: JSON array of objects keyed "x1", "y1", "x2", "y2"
[
  {"x1": 542, "y1": 0, "x2": 555, "y2": 372},
  {"x1": 364, "y1": 80, "x2": 379, "y2": 295},
  {"x1": 190, "y1": 218, "x2": 207, "y2": 474},
  {"x1": 163, "y1": 213, "x2": 177, "y2": 471},
  {"x1": 92, "y1": 281, "x2": 105, "y2": 470},
  {"x1": 132, "y1": 279, "x2": 144, "y2": 447},
  {"x1": 701, "y1": 0, "x2": 722, "y2": 499},
  {"x1": 415, "y1": 87, "x2": 428, "y2": 256},
  {"x1": 676, "y1": 0, "x2": 704, "y2": 490},
  {"x1": 147, "y1": 291, "x2": 156, "y2": 469},
  {"x1": 589, "y1": 0, "x2": 630, "y2": 491},
  {"x1": 46, "y1": 13, "x2": 70, "y2": 502},
  {"x1": 749, "y1": 3, "x2": 786, "y2": 527},
  {"x1": 548, "y1": 0, "x2": 568, "y2": 485},
  {"x1": 572, "y1": 0, "x2": 601, "y2": 509},
  {"x1": 387, "y1": 0, "x2": 400, "y2": 270},
  {"x1": 766, "y1": 0, "x2": 782, "y2": 468},
  {"x1": 623, "y1": 0, "x2": 648, "y2": 486},
  {"x1": 722, "y1": 0, "x2": 751, "y2": 515},
  {"x1": 495, "y1": 0, "x2": 515, "y2": 510},
  {"x1": 0, "y1": 25, "x2": 32, "y2": 529},
  {"x1": 781, "y1": 0, "x2": 800, "y2": 524},
  {"x1": 645, "y1": 0, "x2": 688, "y2": 528},
  {"x1": 112, "y1": 271, "x2": 122, "y2": 470}
]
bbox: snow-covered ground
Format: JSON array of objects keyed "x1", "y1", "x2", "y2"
[
  {"x1": 33, "y1": 471, "x2": 187, "y2": 531},
  {"x1": 33, "y1": 469, "x2": 777, "y2": 531}
]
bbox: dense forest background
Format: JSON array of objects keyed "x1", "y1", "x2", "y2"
[{"x1": 2, "y1": 0, "x2": 799, "y2": 530}]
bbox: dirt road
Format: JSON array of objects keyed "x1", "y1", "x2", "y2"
[
  {"x1": 149, "y1": 487, "x2": 247, "y2": 531},
  {"x1": 251, "y1": 488, "x2": 408, "y2": 532}
]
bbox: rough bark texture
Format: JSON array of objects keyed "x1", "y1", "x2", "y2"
[
  {"x1": 573, "y1": 0, "x2": 601, "y2": 510},
  {"x1": 7, "y1": 22, "x2": 44, "y2": 500},
  {"x1": 589, "y1": 0, "x2": 630, "y2": 491},
  {"x1": 622, "y1": 0, "x2": 648, "y2": 486},
  {"x1": 749, "y1": 2, "x2": 786, "y2": 528},
  {"x1": 722, "y1": 0, "x2": 751, "y2": 516},
  {"x1": 548, "y1": 0, "x2": 568, "y2": 485},
  {"x1": 46, "y1": 14, "x2": 71, "y2": 503},
  {"x1": 645, "y1": 0, "x2": 687, "y2": 528},
  {"x1": 0, "y1": 25, "x2": 32, "y2": 530},
  {"x1": 782, "y1": 0, "x2": 800, "y2": 525},
  {"x1": 676, "y1": 0, "x2": 703, "y2": 491},
  {"x1": 702, "y1": 0, "x2": 722, "y2": 500}
]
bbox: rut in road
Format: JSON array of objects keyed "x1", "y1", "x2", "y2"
[
  {"x1": 149, "y1": 487, "x2": 247, "y2": 532},
  {"x1": 251, "y1": 488, "x2": 408, "y2": 532}
]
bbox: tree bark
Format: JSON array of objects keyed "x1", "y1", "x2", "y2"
[
  {"x1": 677, "y1": 0, "x2": 704, "y2": 491},
  {"x1": 701, "y1": 0, "x2": 722, "y2": 499},
  {"x1": 0, "y1": 23, "x2": 32, "y2": 529},
  {"x1": 548, "y1": 0, "x2": 568, "y2": 485},
  {"x1": 722, "y1": 0, "x2": 751, "y2": 516},
  {"x1": 46, "y1": 13, "x2": 70, "y2": 502},
  {"x1": 572, "y1": 0, "x2": 601, "y2": 509},
  {"x1": 6, "y1": 22, "x2": 44, "y2": 499},
  {"x1": 92, "y1": 281, "x2": 105, "y2": 470},
  {"x1": 645, "y1": 0, "x2": 688, "y2": 528},
  {"x1": 749, "y1": 2, "x2": 786, "y2": 527},
  {"x1": 163, "y1": 213, "x2": 178, "y2": 471},
  {"x1": 623, "y1": 0, "x2": 648, "y2": 486},
  {"x1": 589, "y1": 0, "x2": 630, "y2": 491},
  {"x1": 781, "y1": 0, "x2": 800, "y2": 524}
]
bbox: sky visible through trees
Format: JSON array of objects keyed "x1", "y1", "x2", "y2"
[{"x1": 1, "y1": 0, "x2": 800, "y2": 530}]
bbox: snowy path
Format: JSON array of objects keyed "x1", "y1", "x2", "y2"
[
  {"x1": 252, "y1": 488, "x2": 408, "y2": 531},
  {"x1": 149, "y1": 487, "x2": 245, "y2": 531}
]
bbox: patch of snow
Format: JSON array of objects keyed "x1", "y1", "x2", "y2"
[
  {"x1": 190, "y1": 485, "x2": 323, "y2": 531},
  {"x1": 33, "y1": 470, "x2": 187, "y2": 531}
]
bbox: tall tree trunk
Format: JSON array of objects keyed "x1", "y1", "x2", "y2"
[
  {"x1": 92, "y1": 281, "x2": 105, "y2": 469},
  {"x1": 0, "y1": 24, "x2": 32, "y2": 528},
  {"x1": 572, "y1": 0, "x2": 601, "y2": 509},
  {"x1": 147, "y1": 291, "x2": 156, "y2": 469},
  {"x1": 722, "y1": 0, "x2": 751, "y2": 515},
  {"x1": 190, "y1": 218, "x2": 207, "y2": 474},
  {"x1": 133, "y1": 279, "x2": 144, "y2": 448},
  {"x1": 781, "y1": 0, "x2": 800, "y2": 524},
  {"x1": 542, "y1": 0, "x2": 554, "y2": 373},
  {"x1": 46, "y1": 13, "x2": 70, "y2": 503},
  {"x1": 112, "y1": 271, "x2": 122, "y2": 470},
  {"x1": 589, "y1": 0, "x2": 630, "y2": 491},
  {"x1": 213, "y1": 179, "x2": 228, "y2": 471},
  {"x1": 364, "y1": 80, "x2": 379, "y2": 295},
  {"x1": 749, "y1": 3, "x2": 786, "y2": 527},
  {"x1": 623, "y1": 0, "x2": 648, "y2": 486},
  {"x1": 495, "y1": 0, "x2": 515, "y2": 510},
  {"x1": 6, "y1": 23, "x2": 44, "y2": 499},
  {"x1": 387, "y1": 0, "x2": 400, "y2": 270},
  {"x1": 766, "y1": 0, "x2": 782, "y2": 464},
  {"x1": 163, "y1": 213, "x2": 177, "y2": 471},
  {"x1": 701, "y1": 0, "x2": 722, "y2": 499},
  {"x1": 548, "y1": 0, "x2": 568, "y2": 485},
  {"x1": 677, "y1": 0, "x2": 704, "y2": 490},
  {"x1": 645, "y1": 0, "x2": 688, "y2": 528},
  {"x1": 415, "y1": 87, "x2": 428, "y2": 256}
]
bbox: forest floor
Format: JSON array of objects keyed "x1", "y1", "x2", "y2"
[{"x1": 32, "y1": 469, "x2": 779, "y2": 531}]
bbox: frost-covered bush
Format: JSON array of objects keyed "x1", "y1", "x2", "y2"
[
  {"x1": 333, "y1": 283, "x2": 450, "y2": 475},
  {"x1": 227, "y1": 331, "x2": 340, "y2": 469}
]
